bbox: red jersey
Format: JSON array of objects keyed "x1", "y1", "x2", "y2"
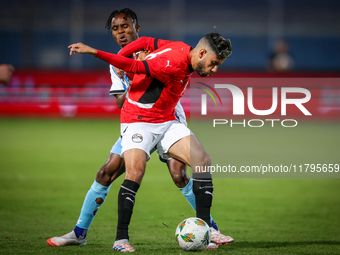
[{"x1": 117, "y1": 37, "x2": 193, "y2": 123}]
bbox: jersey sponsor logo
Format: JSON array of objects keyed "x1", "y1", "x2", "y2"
[
  {"x1": 145, "y1": 48, "x2": 172, "y2": 60},
  {"x1": 166, "y1": 60, "x2": 172, "y2": 67},
  {"x1": 132, "y1": 133, "x2": 143, "y2": 143}
]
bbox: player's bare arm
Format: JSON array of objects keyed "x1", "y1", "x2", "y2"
[
  {"x1": 115, "y1": 88, "x2": 129, "y2": 109},
  {"x1": 69, "y1": 45, "x2": 147, "y2": 79}
]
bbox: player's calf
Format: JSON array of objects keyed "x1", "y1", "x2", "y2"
[
  {"x1": 116, "y1": 180, "x2": 140, "y2": 241},
  {"x1": 192, "y1": 173, "x2": 213, "y2": 227}
]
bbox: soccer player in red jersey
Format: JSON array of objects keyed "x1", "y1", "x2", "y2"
[
  {"x1": 48, "y1": 9, "x2": 228, "y2": 250},
  {"x1": 69, "y1": 33, "x2": 232, "y2": 252}
]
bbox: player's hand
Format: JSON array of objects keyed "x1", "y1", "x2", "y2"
[
  {"x1": 68, "y1": 42, "x2": 97, "y2": 56},
  {"x1": 115, "y1": 51, "x2": 149, "y2": 81},
  {"x1": 0, "y1": 64, "x2": 15, "y2": 86},
  {"x1": 114, "y1": 51, "x2": 149, "y2": 82},
  {"x1": 114, "y1": 67, "x2": 125, "y2": 79},
  {"x1": 134, "y1": 50, "x2": 150, "y2": 61},
  {"x1": 117, "y1": 51, "x2": 149, "y2": 83}
]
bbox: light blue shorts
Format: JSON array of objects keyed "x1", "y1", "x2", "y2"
[{"x1": 110, "y1": 137, "x2": 122, "y2": 155}]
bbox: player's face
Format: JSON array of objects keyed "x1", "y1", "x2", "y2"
[
  {"x1": 111, "y1": 13, "x2": 140, "y2": 48},
  {"x1": 196, "y1": 53, "x2": 225, "y2": 77}
]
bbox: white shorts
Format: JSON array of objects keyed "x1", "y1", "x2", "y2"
[{"x1": 120, "y1": 120, "x2": 191, "y2": 161}]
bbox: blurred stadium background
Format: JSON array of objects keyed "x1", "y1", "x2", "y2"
[{"x1": 1, "y1": 0, "x2": 340, "y2": 70}]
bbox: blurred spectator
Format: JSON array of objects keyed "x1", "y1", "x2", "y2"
[
  {"x1": 0, "y1": 64, "x2": 15, "y2": 85},
  {"x1": 267, "y1": 40, "x2": 294, "y2": 72}
]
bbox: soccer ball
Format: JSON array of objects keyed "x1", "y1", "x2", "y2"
[{"x1": 175, "y1": 217, "x2": 211, "y2": 251}]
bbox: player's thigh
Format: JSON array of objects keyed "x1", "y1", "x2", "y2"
[
  {"x1": 109, "y1": 136, "x2": 123, "y2": 156},
  {"x1": 157, "y1": 121, "x2": 191, "y2": 163},
  {"x1": 105, "y1": 153, "x2": 125, "y2": 177},
  {"x1": 168, "y1": 133, "x2": 209, "y2": 168},
  {"x1": 120, "y1": 122, "x2": 169, "y2": 184},
  {"x1": 107, "y1": 137, "x2": 125, "y2": 175},
  {"x1": 103, "y1": 137, "x2": 125, "y2": 174},
  {"x1": 167, "y1": 136, "x2": 190, "y2": 165},
  {"x1": 120, "y1": 122, "x2": 168, "y2": 161}
]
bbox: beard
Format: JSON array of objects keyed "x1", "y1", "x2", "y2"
[{"x1": 196, "y1": 61, "x2": 212, "y2": 77}]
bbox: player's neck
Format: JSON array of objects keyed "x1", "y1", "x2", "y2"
[{"x1": 189, "y1": 48, "x2": 197, "y2": 71}]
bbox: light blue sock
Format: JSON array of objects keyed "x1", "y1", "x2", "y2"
[
  {"x1": 179, "y1": 178, "x2": 213, "y2": 223},
  {"x1": 75, "y1": 180, "x2": 111, "y2": 230}
]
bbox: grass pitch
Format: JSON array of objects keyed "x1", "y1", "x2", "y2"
[{"x1": 0, "y1": 118, "x2": 339, "y2": 254}]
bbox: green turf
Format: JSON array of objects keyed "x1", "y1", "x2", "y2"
[{"x1": 0, "y1": 118, "x2": 339, "y2": 254}]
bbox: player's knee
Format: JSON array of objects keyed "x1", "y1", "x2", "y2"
[
  {"x1": 96, "y1": 155, "x2": 125, "y2": 186},
  {"x1": 96, "y1": 163, "x2": 115, "y2": 186},
  {"x1": 171, "y1": 172, "x2": 187, "y2": 188},
  {"x1": 125, "y1": 163, "x2": 146, "y2": 184},
  {"x1": 127, "y1": 170, "x2": 145, "y2": 185},
  {"x1": 135, "y1": 170, "x2": 145, "y2": 180},
  {"x1": 193, "y1": 151, "x2": 211, "y2": 169},
  {"x1": 202, "y1": 153, "x2": 211, "y2": 166}
]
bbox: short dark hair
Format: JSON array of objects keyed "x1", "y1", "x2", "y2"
[
  {"x1": 105, "y1": 8, "x2": 138, "y2": 33},
  {"x1": 203, "y1": 33, "x2": 232, "y2": 59}
]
